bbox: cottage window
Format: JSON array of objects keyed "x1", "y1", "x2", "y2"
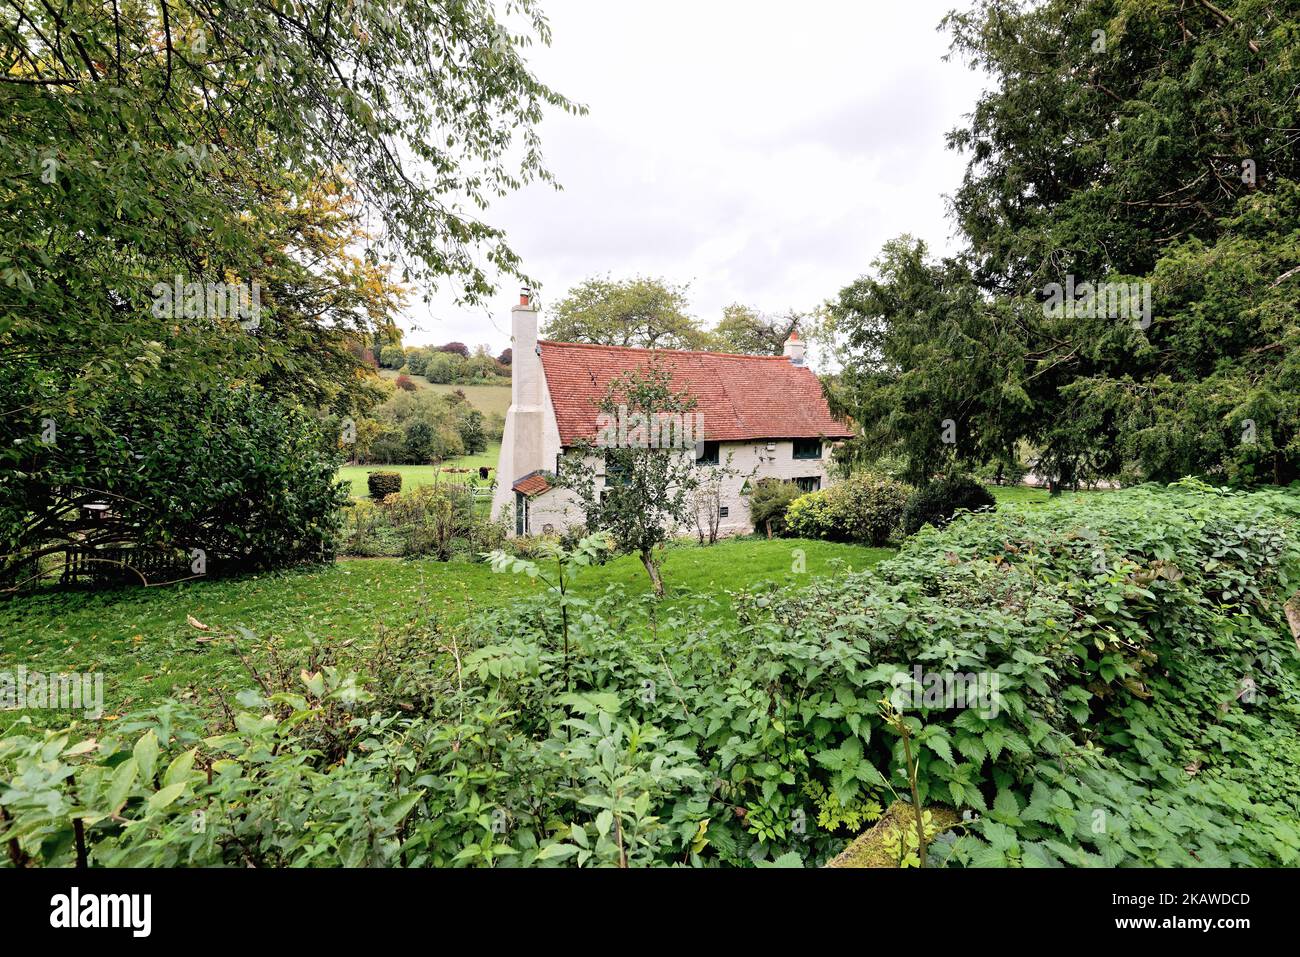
[
  {"x1": 792, "y1": 439, "x2": 822, "y2": 460},
  {"x1": 695, "y1": 441, "x2": 720, "y2": 466},
  {"x1": 604, "y1": 450, "x2": 631, "y2": 486},
  {"x1": 794, "y1": 476, "x2": 821, "y2": 493}
]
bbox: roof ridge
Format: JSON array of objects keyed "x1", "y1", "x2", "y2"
[{"x1": 539, "y1": 340, "x2": 793, "y2": 361}]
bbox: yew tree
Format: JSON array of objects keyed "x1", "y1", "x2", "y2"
[{"x1": 830, "y1": 0, "x2": 1300, "y2": 487}]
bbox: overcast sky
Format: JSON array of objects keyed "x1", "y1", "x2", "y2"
[{"x1": 405, "y1": 0, "x2": 985, "y2": 357}]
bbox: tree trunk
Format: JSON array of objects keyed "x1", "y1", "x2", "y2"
[
  {"x1": 1285, "y1": 590, "x2": 1300, "y2": 652},
  {"x1": 640, "y1": 549, "x2": 664, "y2": 598}
]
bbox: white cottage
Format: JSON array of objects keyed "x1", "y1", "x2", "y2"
[{"x1": 491, "y1": 290, "x2": 855, "y2": 537}]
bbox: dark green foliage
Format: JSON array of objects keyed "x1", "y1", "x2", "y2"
[
  {"x1": 367, "y1": 471, "x2": 402, "y2": 499},
  {"x1": 901, "y1": 475, "x2": 997, "y2": 536},
  {"x1": 353, "y1": 389, "x2": 476, "y2": 465},
  {"x1": 403, "y1": 421, "x2": 437, "y2": 461},
  {"x1": 457, "y1": 410, "x2": 488, "y2": 456},
  {"x1": 404, "y1": 349, "x2": 432, "y2": 376},
  {"x1": 745, "y1": 478, "x2": 802, "y2": 537},
  {"x1": 831, "y1": 1, "x2": 1300, "y2": 487},
  {"x1": 5, "y1": 486, "x2": 1298, "y2": 867},
  {"x1": 0, "y1": 385, "x2": 347, "y2": 587}
]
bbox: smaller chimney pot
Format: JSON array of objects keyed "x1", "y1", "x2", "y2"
[{"x1": 783, "y1": 328, "x2": 806, "y2": 365}]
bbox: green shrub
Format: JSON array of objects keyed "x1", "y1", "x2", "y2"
[
  {"x1": 0, "y1": 384, "x2": 348, "y2": 586},
  {"x1": 833, "y1": 472, "x2": 913, "y2": 544},
  {"x1": 368, "y1": 470, "x2": 402, "y2": 499},
  {"x1": 382, "y1": 484, "x2": 475, "y2": 560},
  {"x1": 343, "y1": 485, "x2": 507, "y2": 559},
  {"x1": 7, "y1": 485, "x2": 1300, "y2": 868},
  {"x1": 785, "y1": 489, "x2": 836, "y2": 538},
  {"x1": 900, "y1": 474, "x2": 996, "y2": 535},
  {"x1": 786, "y1": 472, "x2": 912, "y2": 545},
  {"x1": 746, "y1": 478, "x2": 801, "y2": 537},
  {"x1": 404, "y1": 349, "x2": 432, "y2": 376},
  {"x1": 379, "y1": 344, "x2": 406, "y2": 369}
]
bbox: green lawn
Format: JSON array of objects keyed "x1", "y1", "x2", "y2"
[
  {"x1": 0, "y1": 538, "x2": 891, "y2": 723},
  {"x1": 989, "y1": 484, "x2": 1115, "y2": 506},
  {"x1": 989, "y1": 484, "x2": 1053, "y2": 505},
  {"x1": 339, "y1": 441, "x2": 501, "y2": 497}
]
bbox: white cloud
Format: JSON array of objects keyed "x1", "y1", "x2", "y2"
[{"x1": 403, "y1": 0, "x2": 984, "y2": 353}]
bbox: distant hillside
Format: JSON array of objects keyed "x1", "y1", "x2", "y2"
[{"x1": 377, "y1": 369, "x2": 510, "y2": 418}]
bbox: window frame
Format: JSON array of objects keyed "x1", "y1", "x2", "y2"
[
  {"x1": 695, "y1": 440, "x2": 720, "y2": 466},
  {"x1": 792, "y1": 438, "x2": 823, "y2": 460}
]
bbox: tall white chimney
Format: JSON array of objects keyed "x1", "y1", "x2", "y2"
[
  {"x1": 512, "y1": 287, "x2": 540, "y2": 410},
  {"x1": 492, "y1": 288, "x2": 544, "y2": 525},
  {"x1": 783, "y1": 328, "x2": 806, "y2": 365}
]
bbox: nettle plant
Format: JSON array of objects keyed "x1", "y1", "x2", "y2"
[{"x1": 4, "y1": 482, "x2": 1299, "y2": 867}]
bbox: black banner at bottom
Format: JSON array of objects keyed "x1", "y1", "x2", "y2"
[{"x1": 0, "y1": 866, "x2": 1279, "y2": 944}]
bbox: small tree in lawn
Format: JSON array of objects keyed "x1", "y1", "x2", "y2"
[
  {"x1": 558, "y1": 363, "x2": 699, "y2": 598},
  {"x1": 691, "y1": 452, "x2": 745, "y2": 546}
]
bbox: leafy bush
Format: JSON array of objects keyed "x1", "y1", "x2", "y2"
[
  {"x1": 0, "y1": 384, "x2": 348, "y2": 586},
  {"x1": 343, "y1": 485, "x2": 507, "y2": 559},
  {"x1": 404, "y1": 349, "x2": 432, "y2": 376},
  {"x1": 368, "y1": 470, "x2": 402, "y2": 499},
  {"x1": 901, "y1": 474, "x2": 997, "y2": 535},
  {"x1": 7, "y1": 484, "x2": 1300, "y2": 868},
  {"x1": 784, "y1": 490, "x2": 835, "y2": 539},
  {"x1": 833, "y1": 472, "x2": 914, "y2": 544},
  {"x1": 381, "y1": 485, "x2": 475, "y2": 560},
  {"x1": 423, "y1": 352, "x2": 464, "y2": 384},
  {"x1": 379, "y1": 344, "x2": 406, "y2": 369},
  {"x1": 785, "y1": 472, "x2": 912, "y2": 545},
  {"x1": 394, "y1": 374, "x2": 417, "y2": 392},
  {"x1": 746, "y1": 478, "x2": 802, "y2": 537},
  {"x1": 355, "y1": 389, "x2": 474, "y2": 465}
]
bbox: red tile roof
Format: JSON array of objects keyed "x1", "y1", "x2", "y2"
[
  {"x1": 539, "y1": 341, "x2": 855, "y2": 446},
  {"x1": 511, "y1": 471, "x2": 553, "y2": 497}
]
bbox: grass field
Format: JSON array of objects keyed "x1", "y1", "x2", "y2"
[
  {"x1": 989, "y1": 484, "x2": 1114, "y2": 505},
  {"x1": 0, "y1": 538, "x2": 891, "y2": 723},
  {"x1": 424, "y1": 382, "x2": 511, "y2": 418},
  {"x1": 376, "y1": 369, "x2": 512, "y2": 417},
  {"x1": 339, "y1": 442, "x2": 501, "y2": 497},
  {"x1": 989, "y1": 484, "x2": 1053, "y2": 505}
]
